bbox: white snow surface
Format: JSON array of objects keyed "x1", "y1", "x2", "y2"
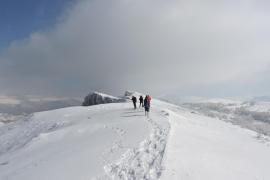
[
  {"x1": 247, "y1": 101, "x2": 270, "y2": 112},
  {"x1": 160, "y1": 106, "x2": 270, "y2": 180},
  {"x1": 0, "y1": 98, "x2": 269, "y2": 180}
]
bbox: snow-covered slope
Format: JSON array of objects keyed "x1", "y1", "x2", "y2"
[
  {"x1": 124, "y1": 91, "x2": 145, "y2": 99},
  {"x1": 160, "y1": 105, "x2": 270, "y2": 180},
  {"x1": 180, "y1": 101, "x2": 270, "y2": 136},
  {"x1": 0, "y1": 97, "x2": 269, "y2": 180},
  {"x1": 0, "y1": 99, "x2": 170, "y2": 180}
]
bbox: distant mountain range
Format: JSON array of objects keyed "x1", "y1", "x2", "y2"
[
  {"x1": 252, "y1": 96, "x2": 270, "y2": 102},
  {"x1": 0, "y1": 95, "x2": 82, "y2": 123}
]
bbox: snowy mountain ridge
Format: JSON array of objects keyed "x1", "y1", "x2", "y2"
[{"x1": 0, "y1": 93, "x2": 269, "y2": 180}]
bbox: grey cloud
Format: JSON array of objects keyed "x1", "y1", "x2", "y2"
[{"x1": 1, "y1": 0, "x2": 270, "y2": 97}]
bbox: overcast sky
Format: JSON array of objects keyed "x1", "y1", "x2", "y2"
[{"x1": 0, "y1": 0, "x2": 270, "y2": 97}]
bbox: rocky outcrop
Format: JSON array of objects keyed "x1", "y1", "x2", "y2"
[{"x1": 82, "y1": 92, "x2": 123, "y2": 106}]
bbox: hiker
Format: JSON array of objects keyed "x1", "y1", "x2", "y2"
[
  {"x1": 144, "y1": 95, "x2": 151, "y2": 117},
  {"x1": 131, "y1": 96, "x2": 137, "y2": 109},
  {"x1": 139, "y1": 96, "x2": 144, "y2": 107}
]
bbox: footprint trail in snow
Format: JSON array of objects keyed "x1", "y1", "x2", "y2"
[{"x1": 104, "y1": 110, "x2": 170, "y2": 180}]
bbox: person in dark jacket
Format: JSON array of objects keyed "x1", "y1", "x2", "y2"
[
  {"x1": 131, "y1": 96, "x2": 137, "y2": 109},
  {"x1": 139, "y1": 96, "x2": 144, "y2": 107},
  {"x1": 144, "y1": 95, "x2": 151, "y2": 117}
]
